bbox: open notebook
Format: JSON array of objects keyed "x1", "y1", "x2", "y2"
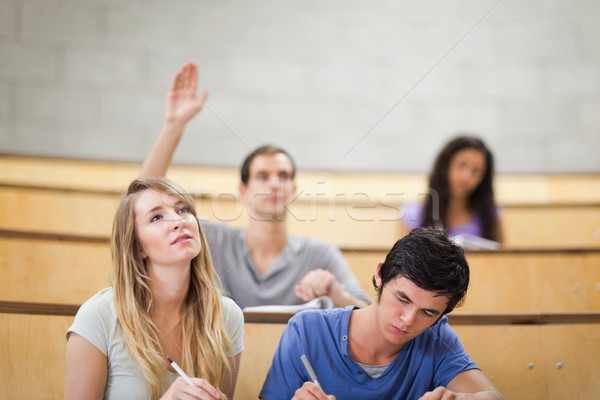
[
  {"x1": 242, "y1": 296, "x2": 334, "y2": 314},
  {"x1": 453, "y1": 233, "x2": 500, "y2": 250}
]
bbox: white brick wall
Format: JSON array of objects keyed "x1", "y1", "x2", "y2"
[
  {"x1": 15, "y1": 86, "x2": 97, "y2": 121},
  {"x1": 0, "y1": 44, "x2": 58, "y2": 79},
  {"x1": 0, "y1": 0, "x2": 598, "y2": 172},
  {"x1": 0, "y1": 85, "x2": 10, "y2": 120},
  {"x1": 22, "y1": 4, "x2": 98, "y2": 42},
  {"x1": 0, "y1": 2, "x2": 16, "y2": 37}
]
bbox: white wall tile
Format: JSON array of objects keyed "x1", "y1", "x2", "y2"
[
  {"x1": 2, "y1": 120, "x2": 59, "y2": 154},
  {"x1": 0, "y1": 0, "x2": 599, "y2": 172},
  {"x1": 99, "y1": 91, "x2": 163, "y2": 125},
  {"x1": 580, "y1": 102, "x2": 600, "y2": 134},
  {"x1": 62, "y1": 48, "x2": 147, "y2": 85},
  {"x1": 0, "y1": 85, "x2": 11, "y2": 120},
  {"x1": 22, "y1": 4, "x2": 98, "y2": 41},
  {"x1": 15, "y1": 86, "x2": 97, "y2": 121},
  {"x1": 0, "y1": 2, "x2": 17, "y2": 37},
  {"x1": 546, "y1": 64, "x2": 600, "y2": 95},
  {"x1": 0, "y1": 44, "x2": 57, "y2": 78}
]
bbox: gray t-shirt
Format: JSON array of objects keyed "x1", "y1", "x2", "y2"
[
  {"x1": 67, "y1": 287, "x2": 243, "y2": 400},
  {"x1": 202, "y1": 220, "x2": 372, "y2": 309}
]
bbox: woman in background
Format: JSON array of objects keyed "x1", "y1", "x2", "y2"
[
  {"x1": 399, "y1": 135, "x2": 503, "y2": 244},
  {"x1": 64, "y1": 177, "x2": 243, "y2": 400}
]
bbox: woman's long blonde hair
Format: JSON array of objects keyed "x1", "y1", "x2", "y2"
[{"x1": 111, "y1": 177, "x2": 232, "y2": 399}]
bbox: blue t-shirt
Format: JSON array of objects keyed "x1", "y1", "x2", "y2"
[{"x1": 260, "y1": 307, "x2": 478, "y2": 400}]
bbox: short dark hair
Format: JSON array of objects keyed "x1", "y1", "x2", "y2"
[
  {"x1": 373, "y1": 227, "x2": 470, "y2": 314},
  {"x1": 240, "y1": 145, "x2": 296, "y2": 185}
]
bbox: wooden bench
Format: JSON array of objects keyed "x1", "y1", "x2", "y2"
[
  {"x1": 0, "y1": 230, "x2": 110, "y2": 304},
  {"x1": 3, "y1": 156, "x2": 600, "y2": 205},
  {"x1": 2, "y1": 155, "x2": 600, "y2": 249},
  {"x1": 344, "y1": 247, "x2": 600, "y2": 312},
  {"x1": 2, "y1": 301, "x2": 599, "y2": 400},
  {"x1": 2, "y1": 183, "x2": 600, "y2": 253},
  {"x1": 0, "y1": 302, "x2": 76, "y2": 400},
  {"x1": 3, "y1": 229, "x2": 600, "y2": 311}
]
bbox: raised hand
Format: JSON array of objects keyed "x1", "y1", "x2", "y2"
[
  {"x1": 165, "y1": 62, "x2": 209, "y2": 125},
  {"x1": 141, "y1": 62, "x2": 209, "y2": 177}
]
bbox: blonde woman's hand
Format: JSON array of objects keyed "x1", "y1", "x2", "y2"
[{"x1": 160, "y1": 377, "x2": 221, "y2": 400}]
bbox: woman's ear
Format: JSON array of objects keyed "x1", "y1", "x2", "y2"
[{"x1": 139, "y1": 248, "x2": 147, "y2": 259}]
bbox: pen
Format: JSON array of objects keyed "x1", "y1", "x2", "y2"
[
  {"x1": 300, "y1": 354, "x2": 321, "y2": 388},
  {"x1": 167, "y1": 357, "x2": 195, "y2": 386}
]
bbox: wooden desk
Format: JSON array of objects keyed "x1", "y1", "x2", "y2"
[
  {"x1": 1, "y1": 302, "x2": 599, "y2": 400},
  {"x1": 2, "y1": 181, "x2": 600, "y2": 250},
  {"x1": 344, "y1": 247, "x2": 600, "y2": 312},
  {"x1": 3, "y1": 228, "x2": 600, "y2": 311},
  {"x1": 240, "y1": 311, "x2": 600, "y2": 400}
]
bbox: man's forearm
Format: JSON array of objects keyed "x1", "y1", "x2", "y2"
[{"x1": 140, "y1": 121, "x2": 186, "y2": 177}]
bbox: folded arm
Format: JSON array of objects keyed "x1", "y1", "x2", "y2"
[{"x1": 419, "y1": 369, "x2": 505, "y2": 400}]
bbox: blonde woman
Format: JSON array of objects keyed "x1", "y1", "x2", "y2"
[{"x1": 64, "y1": 177, "x2": 243, "y2": 400}]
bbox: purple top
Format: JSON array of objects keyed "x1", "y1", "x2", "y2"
[{"x1": 399, "y1": 203, "x2": 500, "y2": 238}]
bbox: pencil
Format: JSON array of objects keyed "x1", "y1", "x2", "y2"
[
  {"x1": 167, "y1": 357, "x2": 195, "y2": 386},
  {"x1": 300, "y1": 354, "x2": 321, "y2": 388}
]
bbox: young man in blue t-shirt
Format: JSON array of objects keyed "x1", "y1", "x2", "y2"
[{"x1": 260, "y1": 227, "x2": 505, "y2": 400}]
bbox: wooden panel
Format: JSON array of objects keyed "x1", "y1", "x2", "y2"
[
  {"x1": 457, "y1": 323, "x2": 600, "y2": 399},
  {"x1": 0, "y1": 186, "x2": 118, "y2": 237},
  {"x1": 463, "y1": 253, "x2": 590, "y2": 312},
  {"x1": 2, "y1": 183, "x2": 600, "y2": 248},
  {"x1": 2, "y1": 307, "x2": 599, "y2": 400},
  {"x1": 0, "y1": 185, "x2": 248, "y2": 236},
  {"x1": 286, "y1": 200, "x2": 399, "y2": 249},
  {"x1": 235, "y1": 323, "x2": 286, "y2": 400},
  {"x1": 3, "y1": 156, "x2": 600, "y2": 205},
  {"x1": 0, "y1": 313, "x2": 73, "y2": 400},
  {"x1": 0, "y1": 238, "x2": 110, "y2": 303},
  {"x1": 543, "y1": 324, "x2": 600, "y2": 399},
  {"x1": 503, "y1": 206, "x2": 600, "y2": 248},
  {"x1": 586, "y1": 253, "x2": 600, "y2": 310},
  {"x1": 0, "y1": 185, "x2": 401, "y2": 249},
  {"x1": 3, "y1": 230, "x2": 599, "y2": 312},
  {"x1": 454, "y1": 325, "x2": 546, "y2": 399},
  {"x1": 0, "y1": 312, "x2": 285, "y2": 400},
  {"x1": 346, "y1": 250, "x2": 600, "y2": 312}
]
